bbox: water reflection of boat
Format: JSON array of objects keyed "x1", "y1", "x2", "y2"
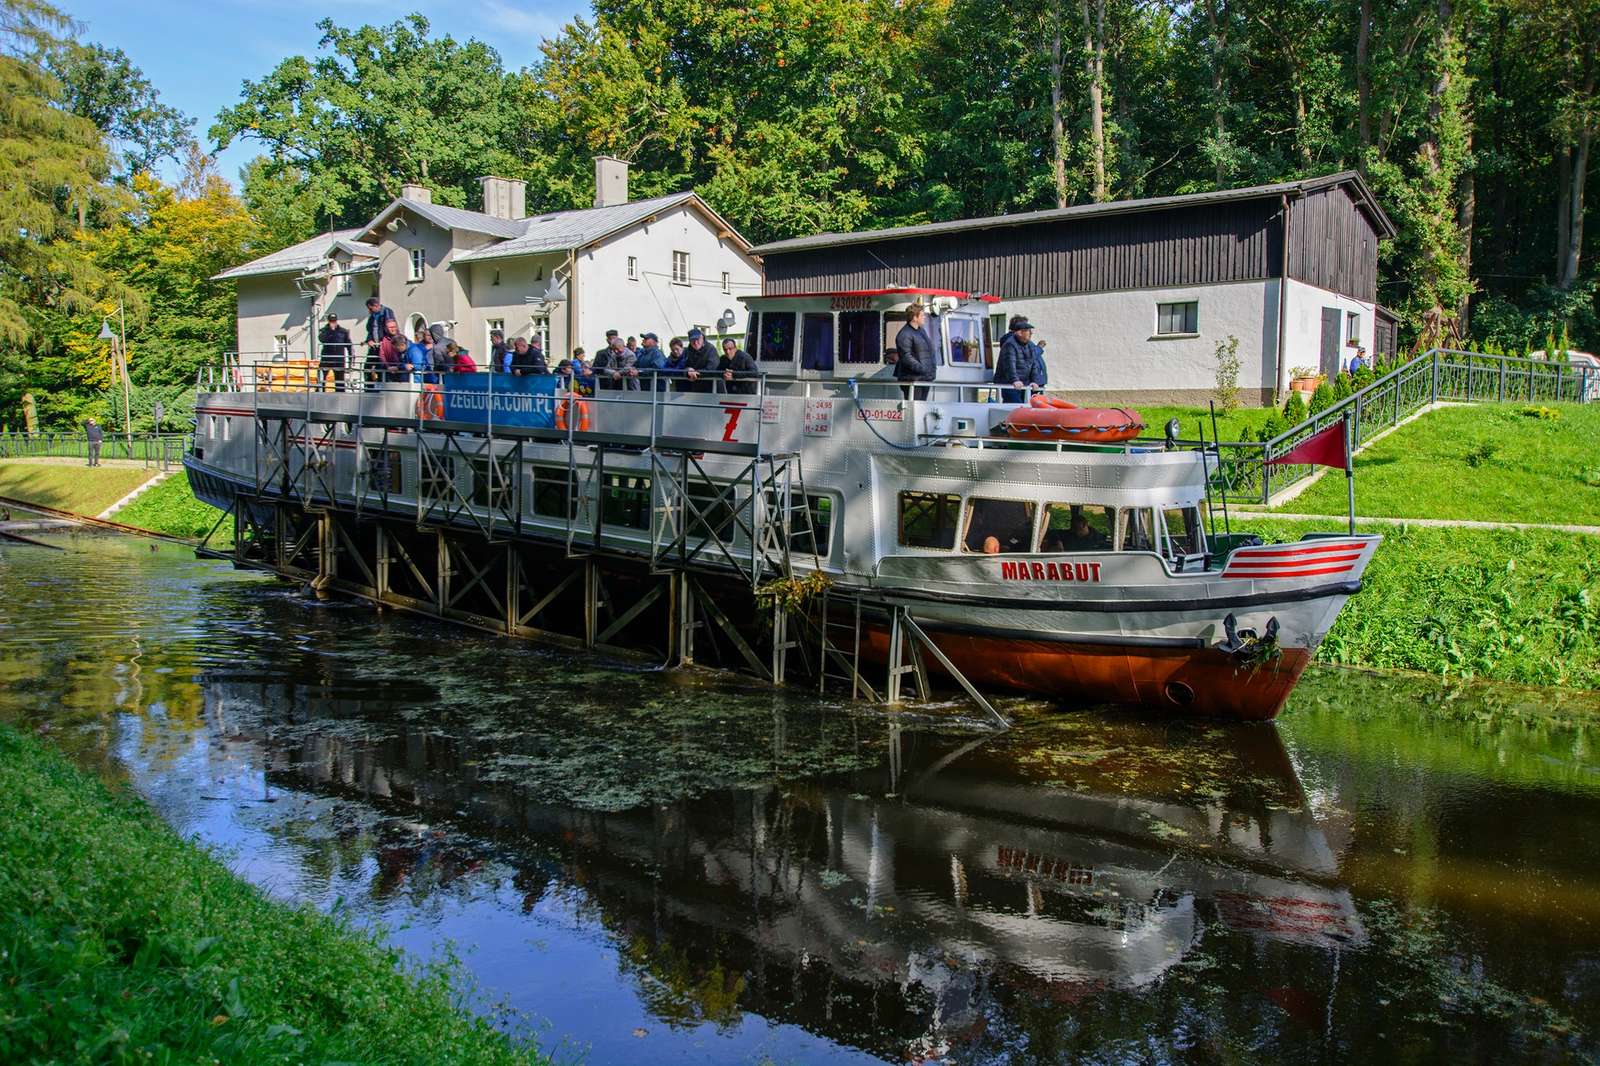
[{"x1": 202, "y1": 679, "x2": 1359, "y2": 1058}]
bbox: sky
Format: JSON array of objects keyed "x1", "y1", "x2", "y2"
[{"x1": 65, "y1": 0, "x2": 583, "y2": 186}]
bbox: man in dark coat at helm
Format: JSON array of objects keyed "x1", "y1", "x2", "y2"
[
  {"x1": 891, "y1": 302, "x2": 938, "y2": 399},
  {"x1": 995, "y1": 318, "x2": 1046, "y2": 403}
]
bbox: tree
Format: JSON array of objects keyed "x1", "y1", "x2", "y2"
[
  {"x1": 0, "y1": 0, "x2": 129, "y2": 348},
  {"x1": 212, "y1": 15, "x2": 521, "y2": 227},
  {"x1": 46, "y1": 41, "x2": 194, "y2": 177}
]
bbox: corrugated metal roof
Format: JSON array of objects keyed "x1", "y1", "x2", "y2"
[
  {"x1": 212, "y1": 229, "x2": 375, "y2": 281},
  {"x1": 751, "y1": 170, "x2": 1394, "y2": 255},
  {"x1": 451, "y1": 192, "x2": 699, "y2": 263}
]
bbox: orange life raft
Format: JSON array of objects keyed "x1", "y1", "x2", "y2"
[{"x1": 996, "y1": 395, "x2": 1145, "y2": 443}]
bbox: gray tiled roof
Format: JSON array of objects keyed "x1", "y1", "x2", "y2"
[
  {"x1": 399, "y1": 200, "x2": 530, "y2": 240},
  {"x1": 750, "y1": 170, "x2": 1395, "y2": 255},
  {"x1": 212, "y1": 229, "x2": 375, "y2": 281},
  {"x1": 451, "y1": 192, "x2": 699, "y2": 263}
]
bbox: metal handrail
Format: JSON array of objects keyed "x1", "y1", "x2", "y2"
[{"x1": 0, "y1": 431, "x2": 192, "y2": 469}]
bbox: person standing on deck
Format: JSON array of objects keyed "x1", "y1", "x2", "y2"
[
  {"x1": 892, "y1": 302, "x2": 937, "y2": 399},
  {"x1": 633, "y1": 332, "x2": 665, "y2": 390},
  {"x1": 595, "y1": 333, "x2": 639, "y2": 390},
  {"x1": 362, "y1": 297, "x2": 397, "y2": 387},
  {"x1": 680, "y1": 329, "x2": 717, "y2": 392},
  {"x1": 488, "y1": 329, "x2": 510, "y2": 374},
  {"x1": 994, "y1": 318, "x2": 1046, "y2": 402},
  {"x1": 318, "y1": 313, "x2": 352, "y2": 392},
  {"x1": 510, "y1": 336, "x2": 548, "y2": 375},
  {"x1": 377, "y1": 318, "x2": 409, "y2": 383},
  {"x1": 85, "y1": 418, "x2": 102, "y2": 467},
  {"x1": 718, "y1": 337, "x2": 758, "y2": 394},
  {"x1": 406, "y1": 325, "x2": 432, "y2": 383}
]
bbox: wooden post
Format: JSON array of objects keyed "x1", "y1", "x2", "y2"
[{"x1": 436, "y1": 529, "x2": 449, "y2": 615}]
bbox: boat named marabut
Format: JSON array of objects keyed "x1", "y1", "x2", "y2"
[{"x1": 186, "y1": 287, "x2": 1377, "y2": 720}]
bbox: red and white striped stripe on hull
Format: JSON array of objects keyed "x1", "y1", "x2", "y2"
[{"x1": 1221, "y1": 539, "x2": 1371, "y2": 580}]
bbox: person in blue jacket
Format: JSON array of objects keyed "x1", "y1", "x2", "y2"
[
  {"x1": 994, "y1": 318, "x2": 1046, "y2": 402},
  {"x1": 633, "y1": 332, "x2": 667, "y2": 390},
  {"x1": 406, "y1": 323, "x2": 433, "y2": 383}
]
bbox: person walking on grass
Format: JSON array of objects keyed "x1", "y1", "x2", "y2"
[{"x1": 85, "y1": 417, "x2": 103, "y2": 467}]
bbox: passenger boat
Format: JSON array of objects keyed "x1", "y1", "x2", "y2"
[{"x1": 185, "y1": 286, "x2": 1378, "y2": 721}]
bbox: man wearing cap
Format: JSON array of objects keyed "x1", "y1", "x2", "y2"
[
  {"x1": 633, "y1": 332, "x2": 666, "y2": 390},
  {"x1": 679, "y1": 328, "x2": 717, "y2": 392},
  {"x1": 892, "y1": 302, "x2": 938, "y2": 399},
  {"x1": 362, "y1": 297, "x2": 397, "y2": 386},
  {"x1": 995, "y1": 317, "x2": 1046, "y2": 402},
  {"x1": 318, "y1": 312, "x2": 352, "y2": 392},
  {"x1": 594, "y1": 332, "x2": 639, "y2": 390}
]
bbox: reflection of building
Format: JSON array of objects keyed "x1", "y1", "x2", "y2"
[{"x1": 202, "y1": 678, "x2": 1359, "y2": 1060}]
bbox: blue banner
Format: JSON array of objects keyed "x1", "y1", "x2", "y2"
[{"x1": 441, "y1": 373, "x2": 557, "y2": 428}]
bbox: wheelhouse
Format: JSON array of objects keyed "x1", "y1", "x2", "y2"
[{"x1": 742, "y1": 288, "x2": 1001, "y2": 383}]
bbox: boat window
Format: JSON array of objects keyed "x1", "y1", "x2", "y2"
[
  {"x1": 1162, "y1": 506, "x2": 1206, "y2": 557},
  {"x1": 948, "y1": 315, "x2": 983, "y2": 364},
  {"x1": 1122, "y1": 508, "x2": 1159, "y2": 553},
  {"x1": 800, "y1": 312, "x2": 834, "y2": 371},
  {"x1": 746, "y1": 311, "x2": 759, "y2": 347},
  {"x1": 1039, "y1": 504, "x2": 1116, "y2": 552},
  {"x1": 790, "y1": 493, "x2": 833, "y2": 557},
  {"x1": 963, "y1": 498, "x2": 1036, "y2": 553},
  {"x1": 420, "y1": 454, "x2": 454, "y2": 501},
  {"x1": 899, "y1": 491, "x2": 962, "y2": 550},
  {"x1": 838, "y1": 310, "x2": 881, "y2": 363},
  {"x1": 470, "y1": 457, "x2": 514, "y2": 511},
  {"x1": 686, "y1": 480, "x2": 736, "y2": 541},
  {"x1": 756, "y1": 311, "x2": 795, "y2": 361},
  {"x1": 982, "y1": 316, "x2": 996, "y2": 368},
  {"x1": 602, "y1": 473, "x2": 652, "y2": 530},
  {"x1": 369, "y1": 448, "x2": 403, "y2": 496},
  {"x1": 532, "y1": 466, "x2": 575, "y2": 519}
]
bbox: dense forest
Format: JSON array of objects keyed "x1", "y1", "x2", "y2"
[{"x1": 1, "y1": 0, "x2": 1595, "y2": 428}]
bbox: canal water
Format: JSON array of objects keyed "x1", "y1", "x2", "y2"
[{"x1": 2, "y1": 529, "x2": 1597, "y2": 1064}]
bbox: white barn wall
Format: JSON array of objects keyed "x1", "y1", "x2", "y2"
[
  {"x1": 1281, "y1": 279, "x2": 1377, "y2": 387},
  {"x1": 1002, "y1": 279, "x2": 1279, "y2": 405},
  {"x1": 579, "y1": 203, "x2": 761, "y2": 348}
]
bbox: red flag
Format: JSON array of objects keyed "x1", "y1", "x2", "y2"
[{"x1": 1267, "y1": 417, "x2": 1349, "y2": 469}]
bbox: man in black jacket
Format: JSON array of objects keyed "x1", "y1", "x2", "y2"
[
  {"x1": 363, "y1": 297, "x2": 397, "y2": 386},
  {"x1": 678, "y1": 328, "x2": 717, "y2": 392},
  {"x1": 717, "y1": 337, "x2": 758, "y2": 394},
  {"x1": 892, "y1": 302, "x2": 937, "y2": 399},
  {"x1": 318, "y1": 313, "x2": 352, "y2": 391}
]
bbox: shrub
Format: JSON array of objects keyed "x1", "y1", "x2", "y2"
[
  {"x1": 1259, "y1": 408, "x2": 1289, "y2": 442},
  {"x1": 1332, "y1": 371, "x2": 1353, "y2": 401},
  {"x1": 1352, "y1": 364, "x2": 1375, "y2": 389},
  {"x1": 1308, "y1": 381, "x2": 1334, "y2": 415},
  {"x1": 1282, "y1": 391, "x2": 1309, "y2": 424},
  {"x1": 1212, "y1": 334, "x2": 1242, "y2": 412}
]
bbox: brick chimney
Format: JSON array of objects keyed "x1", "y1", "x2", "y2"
[
  {"x1": 400, "y1": 183, "x2": 432, "y2": 204},
  {"x1": 479, "y1": 175, "x2": 527, "y2": 220},
  {"x1": 594, "y1": 156, "x2": 629, "y2": 208}
]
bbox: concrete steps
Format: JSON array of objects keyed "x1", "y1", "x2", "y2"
[{"x1": 98, "y1": 470, "x2": 174, "y2": 520}]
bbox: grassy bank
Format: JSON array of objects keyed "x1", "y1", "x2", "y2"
[
  {"x1": 114, "y1": 473, "x2": 231, "y2": 542},
  {"x1": 1135, "y1": 403, "x2": 1275, "y2": 443},
  {"x1": 0, "y1": 725, "x2": 545, "y2": 1065},
  {"x1": 1241, "y1": 518, "x2": 1600, "y2": 689},
  {"x1": 0, "y1": 461, "x2": 155, "y2": 516},
  {"x1": 1274, "y1": 402, "x2": 1600, "y2": 524}
]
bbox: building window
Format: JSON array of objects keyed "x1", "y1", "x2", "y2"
[
  {"x1": 1156, "y1": 301, "x2": 1198, "y2": 336},
  {"x1": 492, "y1": 269, "x2": 501, "y2": 287},
  {"x1": 672, "y1": 251, "x2": 690, "y2": 285},
  {"x1": 273, "y1": 333, "x2": 289, "y2": 358},
  {"x1": 336, "y1": 272, "x2": 353, "y2": 296},
  {"x1": 1346, "y1": 310, "x2": 1361, "y2": 346},
  {"x1": 899, "y1": 491, "x2": 962, "y2": 550},
  {"x1": 532, "y1": 314, "x2": 550, "y2": 353},
  {"x1": 627, "y1": 256, "x2": 639, "y2": 281},
  {"x1": 721, "y1": 271, "x2": 730, "y2": 294},
  {"x1": 408, "y1": 248, "x2": 426, "y2": 282}
]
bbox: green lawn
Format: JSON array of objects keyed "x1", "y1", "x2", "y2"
[
  {"x1": 0, "y1": 461, "x2": 155, "y2": 516},
  {"x1": 1135, "y1": 403, "x2": 1276, "y2": 443},
  {"x1": 1237, "y1": 518, "x2": 1600, "y2": 690},
  {"x1": 1274, "y1": 402, "x2": 1600, "y2": 524},
  {"x1": 0, "y1": 724, "x2": 546, "y2": 1065},
  {"x1": 114, "y1": 472, "x2": 231, "y2": 543}
]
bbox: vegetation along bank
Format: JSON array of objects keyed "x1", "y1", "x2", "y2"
[{"x1": 0, "y1": 724, "x2": 547, "y2": 1066}]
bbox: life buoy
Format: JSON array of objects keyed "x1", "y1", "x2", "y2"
[
  {"x1": 415, "y1": 384, "x2": 444, "y2": 421},
  {"x1": 555, "y1": 396, "x2": 592, "y2": 432},
  {"x1": 996, "y1": 394, "x2": 1145, "y2": 443}
]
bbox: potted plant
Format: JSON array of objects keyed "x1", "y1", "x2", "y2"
[{"x1": 1289, "y1": 367, "x2": 1322, "y2": 395}]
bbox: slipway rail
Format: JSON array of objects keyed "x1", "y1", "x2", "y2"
[{"x1": 1211, "y1": 348, "x2": 1595, "y2": 505}]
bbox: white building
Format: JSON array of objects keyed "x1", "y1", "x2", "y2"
[
  {"x1": 752, "y1": 172, "x2": 1398, "y2": 405},
  {"x1": 214, "y1": 157, "x2": 762, "y2": 363}
]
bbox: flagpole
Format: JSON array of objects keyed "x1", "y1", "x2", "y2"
[{"x1": 1344, "y1": 411, "x2": 1355, "y2": 535}]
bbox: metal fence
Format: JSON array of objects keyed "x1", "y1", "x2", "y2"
[
  {"x1": 0, "y1": 432, "x2": 192, "y2": 470},
  {"x1": 1216, "y1": 348, "x2": 1596, "y2": 505}
]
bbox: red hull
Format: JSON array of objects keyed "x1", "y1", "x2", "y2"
[{"x1": 862, "y1": 628, "x2": 1311, "y2": 721}]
